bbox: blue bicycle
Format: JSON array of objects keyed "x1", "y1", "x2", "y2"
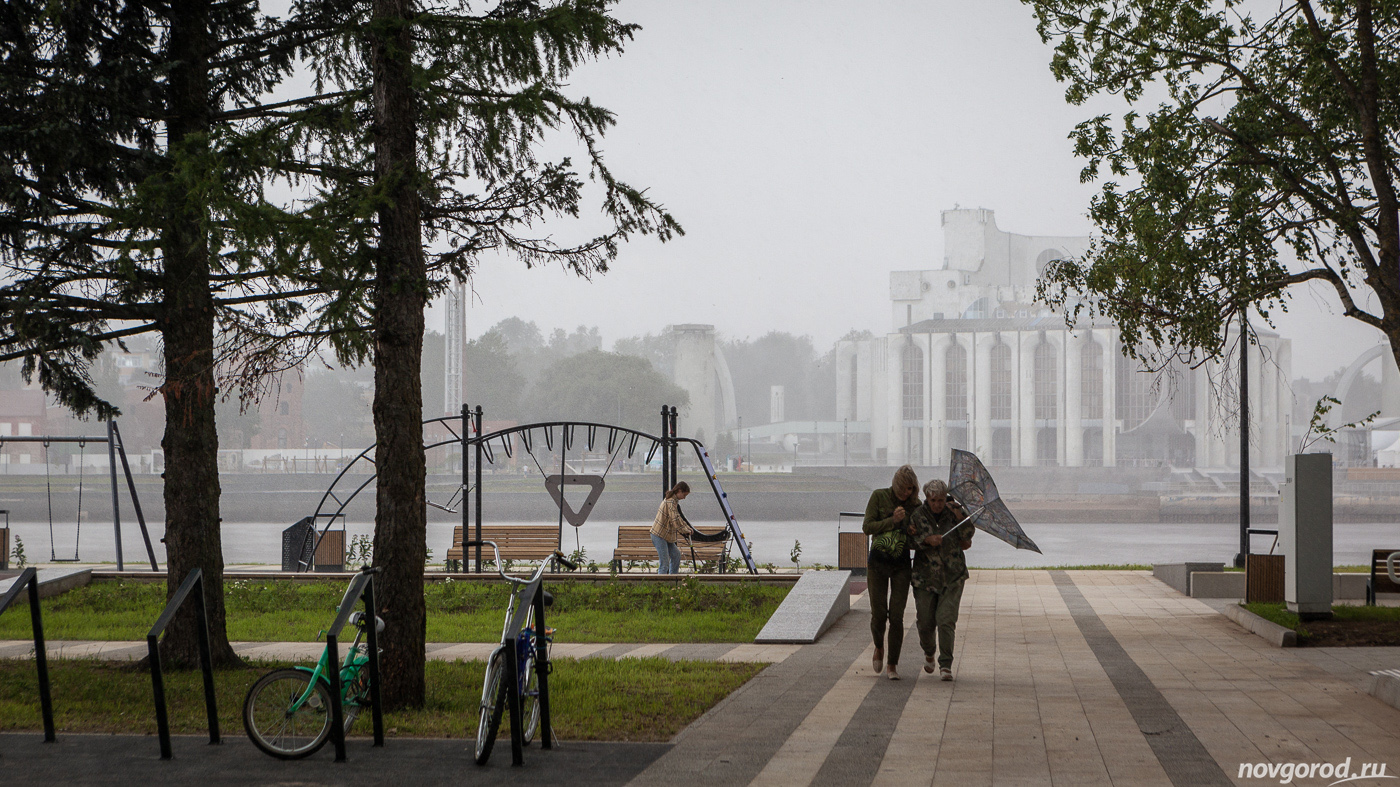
[{"x1": 469, "y1": 540, "x2": 574, "y2": 765}]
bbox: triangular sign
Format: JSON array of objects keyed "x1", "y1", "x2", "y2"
[{"x1": 544, "y1": 474, "x2": 606, "y2": 527}]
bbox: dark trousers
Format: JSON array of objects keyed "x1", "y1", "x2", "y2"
[
  {"x1": 867, "y1": 557, "x2": 911, "y2": 666},
  {"x1": 913, "y1": 580, "x2": 965, "y2": 670}
]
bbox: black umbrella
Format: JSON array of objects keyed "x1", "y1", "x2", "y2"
[{"x1": 943, "y1": 449, "x2": 1042, "y2": 553}]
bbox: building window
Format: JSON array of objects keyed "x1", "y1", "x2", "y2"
[
  {"x1": 279, "y1": 401, "x2": 290, "y2": 416},
  {"x1": 991, "y1": 427, "x2": 1013, "y2": 465},
  {"x1": 1083, "y1": 427, "x2": 1103, "y2": 466},
  {"x1": 1116, "y1": 354, "x2": 1155, "y2": 429},
  {"x1": 1036, "y1": 428, "x2": 1057, "y2": 466},
  {"x1": 990, "y1": 342, "x2": 1012, "y2": 420},
  {"x1": 1081, "y1": 341, "x2": 1103, "y2": 420},
  {"x1": 945, "y1": 341, "x2": 967, "y2": 422},
  {"x1": 1169, "y1": 365, "x2": 1196, "y2": 422},
  {"x1": 901, "y1": 342, "x2": 923, "y2": 422},
  {"x1": 277, "y1": 428, "x2": 288, "y2": 450},
  {"x1": 1034, "y1": 341, "x2": 1057, "y2": 421},
  {"x1": 947, "y1": 426, "x2": 967, "y2": 453}
]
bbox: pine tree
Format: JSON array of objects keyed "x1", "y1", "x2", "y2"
[
  {"x1": 293, "y1": 0, "x2": 681, "y2": 708},
  {"x1": 0, "y1": 0, "x2": 360, "y2": 666}
]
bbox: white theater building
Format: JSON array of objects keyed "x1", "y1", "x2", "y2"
[{"x1": 836, "y1": 208, "x2": 1292, "y2": 469}]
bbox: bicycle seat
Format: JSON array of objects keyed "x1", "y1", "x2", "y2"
[{"x1": 348, "y1": 611, "x2": 386, "y2": 633}]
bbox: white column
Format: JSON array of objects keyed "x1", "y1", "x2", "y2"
[
  {"x1": 1102, "y1": 329, "x2": 1117, "y2": 467},
  {"x1": 886, "y1": 336, "x2": 904, "y2": 465},
  {"x1": 1066, "y1": 331, "x2": 1084, "y2": 467},
  {"x1": 974, "y1": 333, "x2": 993, "y2": 458},
  {"x1": 930, "y1": 333, "x2": 950, "y2": 466},
  {"x1": 1019, "y1": 332, "x2": 1038, "y2": 466}
]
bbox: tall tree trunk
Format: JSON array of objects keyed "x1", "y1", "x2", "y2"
[
  {"x1": 370, "y1": 0, "x2": 428, "y2": 709},
  {"x1": 158, "y1": 0, "x2": 239, "y2": 668}
]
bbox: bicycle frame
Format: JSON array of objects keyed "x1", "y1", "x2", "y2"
[
  {"x1": 286, "y1": 626, "x2": 371, "y2": 715},
  {"x1": 469, "y1": 540, "x2": 574, "y2": 766}
]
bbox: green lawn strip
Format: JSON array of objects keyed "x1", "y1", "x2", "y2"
[
  {"x1": 1241, "y1": 602, "x2": 1400, "y2": 638},
  {"x1": 975, "y1": 564, "x2": 1153, "y2": 571},
  {"x1": 0, "y1": 579, "x2": 788, "y2": 643},
  {"x1": 0, "y1": 658, "x2": 764, "y2": 742}
]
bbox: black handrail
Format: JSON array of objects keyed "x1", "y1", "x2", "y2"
[
  {"x1": 0, "y1": 567, "x2": 55, "y2": 743},
  {"x1": 324, "y1": 566, "x2": 385, "y2": 762},
  {"x1": 146, "y1": 568, "x2": 220, "y2": 760}
]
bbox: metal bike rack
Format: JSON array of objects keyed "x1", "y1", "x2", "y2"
[
  {"x1": 146, "y1": 568, "x2": 220, "y2": 760},
  {"x1": 324, "y1": 566, "x2": 385, "y2": 762},
  {"x1": 0, "y1": 567, "x2": 55, "y2": 746}
]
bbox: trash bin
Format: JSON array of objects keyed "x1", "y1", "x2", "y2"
[
  {"x1": 282, "y1": 517, "x2": 315, "y2": 572},
  {"x1": 1246, "y1": 554, "x2": 1285, "y2": 604}
]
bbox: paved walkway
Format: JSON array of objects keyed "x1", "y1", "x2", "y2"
[
  {"x1": 0, "y1": 639, "x2": 801, "y2": 663},
  {"x1": 3, "y1": 570, "x2": 1398, "y2": 786}
]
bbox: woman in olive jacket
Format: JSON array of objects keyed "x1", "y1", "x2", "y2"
[{"x1": 862, "y1": 465, "x2": 920, "y2": 679}]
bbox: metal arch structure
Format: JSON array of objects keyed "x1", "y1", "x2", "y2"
[{"x1": 301, "y1": 405, "x2": 758, "y2": 574}]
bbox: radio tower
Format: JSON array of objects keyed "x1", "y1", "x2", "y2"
[{"x1": 443, "y1": 281, "x2": 465, "y2": 416}]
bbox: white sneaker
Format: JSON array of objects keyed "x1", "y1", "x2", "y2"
[{"x1": 940, "y1": 667, "x2": 953, "y2": 681}]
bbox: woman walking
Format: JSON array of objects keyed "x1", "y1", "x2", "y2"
[
  {"x1": 651, "y1": 481, "x2": 690, "y2": 574},
  {"x1": 908, "y1": 479, "x2": 973, "y2": 681},
  {"x1": 863, "y1": 465, "x2": 920, "y2": 679}
]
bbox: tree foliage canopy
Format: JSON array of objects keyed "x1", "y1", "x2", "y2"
[{"x1": 1025, "y1": 0, "x2": 1400, "y2": 370}]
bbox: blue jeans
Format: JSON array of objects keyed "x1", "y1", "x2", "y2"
[{"x1": 651, "y1": 534, "x2": 682, "y2": 574}]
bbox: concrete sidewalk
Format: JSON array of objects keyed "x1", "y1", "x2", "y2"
[
  {"x1": 3, "y1": 570, "x2": 1398, "y2": 786},
  {"x1": 0, "y1": 638, "x2": 801, "y2": 664}
]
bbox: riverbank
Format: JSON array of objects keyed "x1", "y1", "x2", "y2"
[{"x1": 3, "y1": 467, "x2": 1394, "y2": 525}]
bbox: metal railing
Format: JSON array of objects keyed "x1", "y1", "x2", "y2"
[
  {"x1": 0, "y1": 567, "x2": 55, "y2": 744},
  {"x1": 325, "y1": 566, "x2": 384, "y2": 762},
  {"x1": 146, "y1": 568, "x2": 220, "y2": 760}
]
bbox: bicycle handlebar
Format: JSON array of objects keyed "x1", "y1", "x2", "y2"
[{"x1": 463, "y1": 540, "x2": 575, "y2": 583}]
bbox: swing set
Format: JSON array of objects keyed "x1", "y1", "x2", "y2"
[
  {"x1": 299, "y1": 404, "x2": 758, "y2": 575},
  {"x1": 0, "y1": 420, "x2": 159, "y2": 571}
]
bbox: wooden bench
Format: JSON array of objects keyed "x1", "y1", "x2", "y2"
[
  {"x1": 447, "y1": 525, "x2": 560, "y2": 571},
  {"x1": 611, "y1": 525, "x2": 729, "y2": 572},
  {"x1": 1366, "y1": 548, "x2": 1400, "y2": 605}
]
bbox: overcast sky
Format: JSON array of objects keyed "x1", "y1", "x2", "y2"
[{"x1": 430, "y1": 0, "x2": 1386, "y2": 383}]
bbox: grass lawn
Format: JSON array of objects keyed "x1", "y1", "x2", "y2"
[
  {"x1": 0, "y1": 657, "x2": 763, "y2": 742},
  {"x1": 0, "y1": 578, "x2": 787, "y2": 644},
  {"x1": 975, "y1": 564, "x2": 1153, "y2": 571},
  {"x1": 1242, "y1": 602, "x2": 1400, "y2": 646}
]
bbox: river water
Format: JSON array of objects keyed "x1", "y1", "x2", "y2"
[{"x1": 9, "y1": 519, "x2": 1397, "y2": 569}]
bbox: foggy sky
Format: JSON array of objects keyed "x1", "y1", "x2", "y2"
[{"x1": 429, "y1": 0, "x2": 1384, "y2": 382}]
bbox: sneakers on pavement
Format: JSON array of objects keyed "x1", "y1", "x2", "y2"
[
  {"x1": 940, "y1": 667, "x2": 953, "y2": 681},
  {"x1": 872, "y1": 648, "x2": 884, "y2": 675}
]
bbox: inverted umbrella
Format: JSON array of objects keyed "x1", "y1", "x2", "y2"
[{"x1": 942, "y1": 449, "x2": 1042, "y2": 553}]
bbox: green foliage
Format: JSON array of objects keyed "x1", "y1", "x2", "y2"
[
  {"x1": 1299, "y1": 395, "x2": 1380, "y2": 453},
  {"x1": 1025, "y1": 0, "x2": 1400, "y2": 371},
  {"x1": 526, "y1": 350, "x2": 689, "y2": 429},
  {"x1": 0, "y1": 658, "x2": 762, "y2": 741},
  {"x1": 789, "y1": 539, "x2": 803, "y2": 568},
  {"x1": 9, "y1": 536, "x2": 25, "y2": 570},
  {"x1": 463, "y1": 329, "x2": 528, "y2": 420},
  {"x1": 1243, "y1": 602, "x2": 1400, "y2": 641}
]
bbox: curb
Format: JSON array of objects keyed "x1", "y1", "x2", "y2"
[
  {"x1": 1221, "y1": 602, "x2": 1297, "y2": 647},
  {"x1": 1369, "y1": 670, "x2": 1400, "y2": 712}
]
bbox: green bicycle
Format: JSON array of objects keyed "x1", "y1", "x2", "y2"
[{"x1": 242, "y1": 567, "x2": 384, "y2": 759}]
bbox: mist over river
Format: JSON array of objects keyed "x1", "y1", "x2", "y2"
[{"x1": 8, "y1": 519, "x2": 1395, "y2": 570}]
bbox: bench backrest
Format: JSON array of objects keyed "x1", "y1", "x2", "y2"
[
  {"x1": 615, "y1": 525, "x2": 727, "y2": 555},
  {"x1": 450, "y1": 525, "x2": 560, "y2": 560},
  {"x1": 1372, "y1": 549, "x2": 1400, "y2": 593}
]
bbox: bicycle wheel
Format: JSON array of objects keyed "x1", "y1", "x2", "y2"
[
  {"x1": 243, "y1": 669, "x2": 333, "y2": 759},
  {"x1": 521, "y1": 651, "x2": 540, "y2": 745},
  {"x1": 474, "y1": 648, "x2": 508, "y2": 764}
]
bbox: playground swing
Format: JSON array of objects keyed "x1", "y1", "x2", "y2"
[{"x1": 43, "y1": 438, "x2": 85, "y2": 563}]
